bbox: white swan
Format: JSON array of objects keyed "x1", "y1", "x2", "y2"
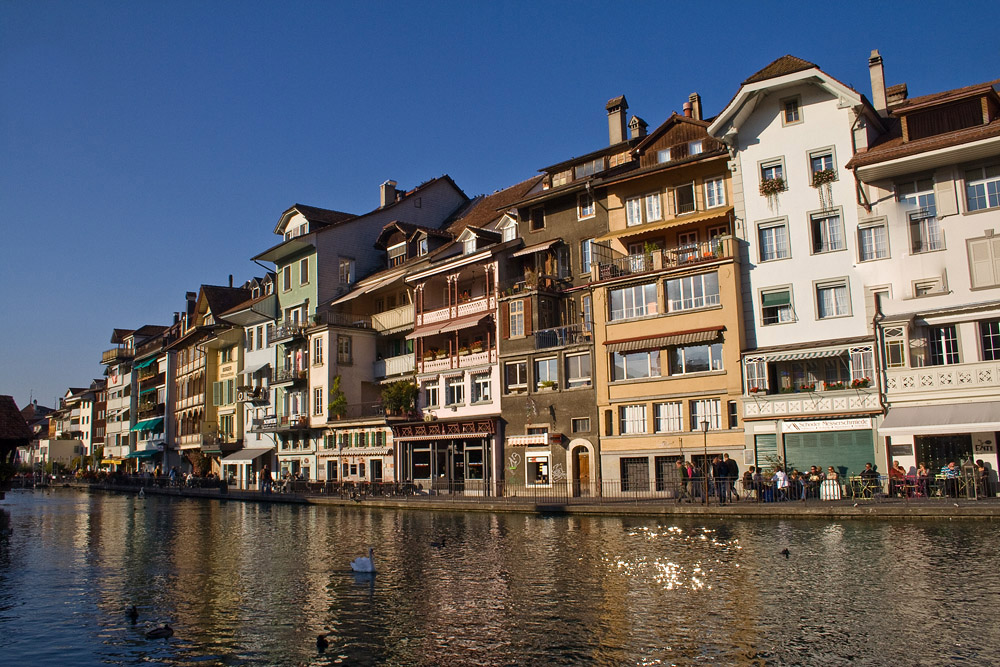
[{"x1": 350, "y1": 547, "x2": 375, "y2": 573}]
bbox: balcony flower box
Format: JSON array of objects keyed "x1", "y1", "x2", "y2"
[
  {"x1": 759, "y1": 177, "x2": 785, "y2": 196},
  {"x1": 824, "y1": 381, "x2": 846, "y2": 391},
  {"x1": 458, "y1": 346, "x2": 470, "y2": 357},
  {"x1": 851, "y1": 377, "x2": 871, "y2": 389},
  {"x1": 749, "y1": 386, "x2": 765, "y2": 394},
  {"x1": 435, "y1": 352, "x2": 448, "y2": 360}
]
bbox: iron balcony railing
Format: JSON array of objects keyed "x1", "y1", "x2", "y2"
[
  {"x1": 534, "y1": 323, "x2": 591, "y2": 350},
  {"x1": 594, "y1": 236, "x2": 735, "y2": 282}
]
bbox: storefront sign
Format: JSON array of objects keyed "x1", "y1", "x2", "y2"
[
  {"x1": 974, "y1": 438, "x2": 996, "y2": 455},
  {"x1": 783, "y1": 418, "x2": 870, "y2": 432}
]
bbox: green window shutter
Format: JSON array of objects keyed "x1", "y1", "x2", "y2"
[
  {"x1": 212, "y1": 382, "x2": 222, "y2": 406},
  {"x1": 761, "y1": 291, "x2": 790, "y2": 307}
]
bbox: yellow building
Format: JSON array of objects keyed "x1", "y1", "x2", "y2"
[{"x1": 590, "y1": 108, "x2": 747, "y2": 493}]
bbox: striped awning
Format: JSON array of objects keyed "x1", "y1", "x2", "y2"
[
  {"x1": 605, "y1": 327, "x2": 722, "y2": 353},
  {"x1": 393, "y1": 432, "x2": 491, "y2": 442},
  {"x1": 512, "y1": 239, "x2": 561, "y2": 257},
  {"x1": 765, "y1": 349, "x2": 846, "y2": 362}
]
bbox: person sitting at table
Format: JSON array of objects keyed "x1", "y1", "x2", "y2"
[
  {"x1": 888, "y1": 460, "x2": 906, "y2": 497},
  {"x1": 860, "y1": 462, "x2": 880, "y2": 498},
  {"x1": 916, "y1": 463, "x2": 931, "y2": 497},
  {"x1": 941, "y1": 461, "x2": 960, "y2": 498},
  {"x1": 820, "y1": 467, "x2": 841, "y2": 500},
  {"x1": 789, "y1": 469, "x2": 807, "y2": 502},
  {"x1": 806, "y1": 466, "x2": 823, "y2": 499}
]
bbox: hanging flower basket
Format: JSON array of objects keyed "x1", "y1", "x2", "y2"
[
  {"x1": 759, "y1": 177, "x2": 785, "y2": 196},
  {"x1": 811, "y1": 169, "x2": 837, "y2": 187},
  {"x1": 812, "y1": 169, "x2": 836, "y2": 210}
]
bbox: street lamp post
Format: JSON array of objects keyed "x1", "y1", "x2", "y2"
[{"x1": 702, "y1": 419, "x2": 710, "y2": 505}]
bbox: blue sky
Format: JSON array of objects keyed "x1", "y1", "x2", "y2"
[{"x1": 2, "y1": 1, "x2": 998, "y2": 409}]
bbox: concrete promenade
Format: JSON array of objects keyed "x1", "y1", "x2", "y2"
[{"x1": 72, "y1": 482, "x2": 1000, "y2": 521}]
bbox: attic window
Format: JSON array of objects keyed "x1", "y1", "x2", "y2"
[
  {"x1": 906, "y1": 99, "x2": 983, "y2": 141},
  {"x1": 574, "y1": 158, "x2": 605, "y2": 180},
  {"x1": 388, "y1": 242, "x2": 406, "y2": 267},
  {"x1": 689, "y1": 141, "x2": 703, "y2": 156},
  {"x1": 501, "y1": 221, "x2": 518, "y2": 242},
  {"x1": 418, "y1": 237, "x2": 429, "y2": 256},
  {"x1": 552, "y1": 170, "x2": 572, "y2": 188},
  {"x1": 657, "y1": 148, "x2": 671, "y2": 164},
  {"x1": 463, "y1": 237, "x2": 476, "y2": 255}
]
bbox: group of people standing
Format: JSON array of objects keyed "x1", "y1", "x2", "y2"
[{"x1": 673, "y1": 455, "x2": 741, "y2": 504}]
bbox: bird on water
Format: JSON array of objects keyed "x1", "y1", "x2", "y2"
[
  {"x1": 351, "y1": 547, "x2": 376, "y2": 573},
  {"x1": 780, "y1": 548, "x2": 791, "y2": 558},
  {"x1": 317, "y1": 634, "x2": 329, "y2": 651},
  {"x1": 127, "y1": 605, "x2": 138, "y2": 624},
  {"x1": 145, "y1": 624, "x2": 174, "y2": 639}
]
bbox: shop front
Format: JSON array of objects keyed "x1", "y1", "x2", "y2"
[
  {"x1": 749, "y1": 416, "x2": 879, "y2": 477},
  {"x1": 392, "y1": 418, "x2": 499, "y2": 496},
  {"x1": 220, "y1": 447, "x2": 274, "y2": 489}
]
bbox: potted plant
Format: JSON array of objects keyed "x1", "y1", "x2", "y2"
[
  {"x1": 812, "y1": 169, "x2": 836, "y2": 209},
  {"x1": 824, "y1": 381, "x2": 846, "y2": 391},
  {"x1": 470, "y1": 339, "x2": 484, "y2": 354},
  {"x1": 760, "y1": 177, "x2": 785, "y2": 211},
  {"x1": 381, "y1": 380, "x2": 418, "y2": 416},
  {"x1": 328, "y1": 375, "x2": 347, "y2": 419},
  {"x1": 423, "y1": 348, "x2": 436, "y2": 361},
  {"x1": 458, "y1": 345, "x2": 470, "y2": 356},
  {"x1": 851, "y1": 377, "x2": 871, "y2": 389},
  {"x1": 435, "y1": 349, "x2": 448, "y2": 360},
  {"x1": 749, "y1": 386, "x2": 765, "y2": 394},
  {"x1": 539, "y1": 380, "x2": 557, "y2": 391}
]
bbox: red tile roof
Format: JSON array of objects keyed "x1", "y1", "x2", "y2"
[
  {"x1": 847, "y1": 118, "x2": 1000, "y2": 169},
  {"x1": 742, "y1": 55, "x2": 817, "y2": 85}
]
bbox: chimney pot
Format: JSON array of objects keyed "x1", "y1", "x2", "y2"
[
  {"x1": 380, "y1": 180, "x2": 397, "y2": 208},
  {"x1": 628, "y1": 116, "x2": 648, "y2": 140},
  {"x1": 606, "y1": 95, "x2": 629, "y2": 145},
  {"x1": 683, "y1": 102, "x2": 692, "y2": 118},
  {"x1": 688, "y1": 93, "x2": 702, "y2": 121},
  {"x1": 869, "y1": 49, "x2": 888, "y2": 117}
]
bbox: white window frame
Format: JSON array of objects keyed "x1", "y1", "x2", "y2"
[
  {"x1": 581, "y1": 238, "x2": 593, "y2": 274},
  {"x1": 338, "y1": 258, "x2": 355, "y2": 285},
  {"x1": 300, "y1": 257, "x2": 310, "y2": 285},
  {"x1": 808, "y1": 147, "x2": 837, "y2": 179},
  {"x1": 673, "y1": 182, "x2": 696, "y2": 215},
  {"x1": 577, "y1": 192, "x2": 595, "y2": 220},
  {"x1": 965, "y1": 164, "x2": 1000, "y2": 212},
  {"x1": 810, "y1": 209, "x2": 845, "y2": 254},
  {"x1": 690, "y1": 399, "x2": 722, "y2": 431},
  {"x1": 313, "y1": 387, "x2": 324, "y2": 415},
  {"x1": 781, "y1": 96, "x2": 802, "y2": 126},
  {"x1": 609, "y1": 283, "x2": 658, "y2": 321},
  {"x1": 312, "y1": 336, "x2": 323, "y2": 366},
  {"x1": 760, "y1": 158, "x2": 786, "y2": 186},
  {"x1": 625, "y1": 196, "x2": 643, "y2": 227},
  {"x1": 611, "y1": 350, "x2": 661, "y2": 381},
  {"x1": 424, "y1": 381, "x2": 440, "y2": 408},
  {"x1": 534, "y1": 357, "x2": 558, "y2": 390},
  {"x1": 565, "y1": 352, "x2": 592, "y2": 388},
  {"x1": 505, "y1": 361, "x2": 527, "y2": 393},
  {"x1": 815, "y1": 279, "x2": 851, "y2": 320},
  {"x1": 704, "y1": 176, "x2": 726, "y2": 208},
  {"x1": 757, "y1": 218, "x2": 790, "y2": 262},
  {"x1": 688, "y1": 140, "x2": 703, "y2": 156},
  {"x1": 509, "y1": 299, "x2": 525, "y2": 337},
  {"x1": 644, "y1": 192, "x2": 662, "y2": 222},
  {"x1": 654, "y1": 401, "x2": 683, "y2": 433},
  {"x1": 657, "y1": 147, "x2": 671, "y2": 164},
  {"x1": 858, "y1": 219, "x2": 889, "y2": 262},
  {"x1": 471, "y1": 374, "x2": 491, "y2": 403},
  {"x1": 618, "y1": 404, "x2": 647, "y2": 435},
  {"x1": 665, "y1": 272, "x2": 720, "y2": 312},
  {"x1": 445, "y1": 376, "x2": 465, "y2": 406}
]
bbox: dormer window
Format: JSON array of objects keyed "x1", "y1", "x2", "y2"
[
  {"x1": 388, "y1": 242, "x2": 406, "y2": 267},
  {"x1": 574, "y1": 157, "x2": 605, "y2": 180},
  {"x1": 418, "y1": 237, "x2": 429, "y2": 256},
  {"x1": 689, "y1": 141, "x2": 703, "y2": 156},
  {"x1": 551, "y1": 170, "x2": 572, "y2": 188},
  {"x1": 463, "y1": 237, "x2": 476, "y2": 255},
  {"x1": 251, "y1": 286, "x2": 260, "y2": 299},
  {"x1": 657, "y1": 148, "x2": 671, "y2": 164},
  {"x1": 500, "y1": 220, "x2": 518, "y2": 242}
]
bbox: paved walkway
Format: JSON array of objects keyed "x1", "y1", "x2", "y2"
[{"x1": 76, "y1": 482, "x2": 1000, "y2": 521}]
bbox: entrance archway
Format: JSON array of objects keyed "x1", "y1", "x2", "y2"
[{"x1": 568, "y1": 438, "x2": 595, "y2": 497}]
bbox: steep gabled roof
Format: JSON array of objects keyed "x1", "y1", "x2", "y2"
[
  {"x1": 633, "y1": 112, "x2": 712, "y2": 154},
  {"x1": 374, "y1": 221, "x2": 453, "y2": 250},
  {"x1": 0, "y1": 395, "x2": 32, "y2": 443},
  {"x1": 742, "y1": 55, "x2": 817, "y2": 85},
  {"x1": 275, "y1": 204, "x2": 357, "y2": 235}
]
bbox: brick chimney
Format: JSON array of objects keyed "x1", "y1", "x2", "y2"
[
  {"x1": 869, "y1": 49, "x2": 888, "y2": 117},
  {"x1": 379, "y1": 180, "x2": 397, "y2": 208},
  {"x1": 606, "y1": 95, "x2": 628, "y2": 145}
]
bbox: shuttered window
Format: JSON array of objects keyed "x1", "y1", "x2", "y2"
[
  {"x1": 967, "y1": 237, "x2": 1000, "y2": 288},
  {"x1": 783, "y1": 430, "x2": 874, "y2": 477}
]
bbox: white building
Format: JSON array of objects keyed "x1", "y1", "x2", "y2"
[
  {"x1": 846, "y1": 54, "x2": 1000, "y2": 485},
  {"x1": 708, "y1": 55, "x2": 889, "y2": 476}
]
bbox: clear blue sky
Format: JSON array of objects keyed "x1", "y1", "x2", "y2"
[{"x1": 2, "y1": 1, "x2": 998, "y2": 409}]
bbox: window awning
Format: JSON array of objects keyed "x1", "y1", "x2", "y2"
[
  {"x1": 765, "y1": 349, "x2": 846, "y2": 362},
  {"x1": 126, "y1": 449, "x2": 160, "y2": 460},
  {"x1": 878, "y1": 401, "x2": 1000, "y2": 436},
  {"x1": 140, "y1": 386, "x2": 157, "y2": 395},
  {"x1": 761, "y1": 291, "x2": 791, "y2": 307},
  {"x1": 512, "y1": 239, "x2": 561, "y2": 257},
  {"x1": 221, "y1": 447, "x2": 275, "y2": 463},
  {"x1": 407, "y1": 314, "x2": 492, "y2": 339},
  {"x1": 605, "y1": 327, "x2": 723, "y2": 353},
  {"x1": 595, "y1": 207, "x2": 733, "y2": 242},
  {"x1": 134, "y1": 357, "x2": 158, "y2": 370},
  {"x1": 242, "y1": 360, "x2": 271, "y2": 376},
  {"x1": 131, "y1": 417, "x2": 164, "y2": 432},
  {"x1": 331, "y1": 270, "x2": 406, "y2": 305}
]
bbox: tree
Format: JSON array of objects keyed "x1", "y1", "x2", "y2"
[
  {"x1": 381, "y1": 380, "x2": 418, "y2": 415},
  {"x1": 328, "y1": 375, "x2": 347, "y2": 419}
]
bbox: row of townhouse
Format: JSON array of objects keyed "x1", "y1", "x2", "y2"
[{"x1": 82, "y1": 50, "x2": 999, "y2": 494}]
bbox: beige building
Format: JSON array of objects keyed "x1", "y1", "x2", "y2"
[{"x1": 590, "y1": 105, "x2": 746, "y2": 493}]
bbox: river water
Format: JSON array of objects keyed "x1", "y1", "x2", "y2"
[{"x1": 0, "y1": 489, "x2": 998, "y2": 666}]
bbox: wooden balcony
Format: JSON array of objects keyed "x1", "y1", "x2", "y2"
[
  {"x1": 417, "y1": 295, "x2": 495, "y2": 327},
  {"x1": 101, "y1": 347, "x2": 133, "y2": 364},
  {"x1": 372, "y1": 304, "x2": 414, "y2": 333}
]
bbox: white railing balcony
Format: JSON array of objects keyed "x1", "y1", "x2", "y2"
[
  {"x1": 419, "y1": 356, "x2": 454, "y2": 373},
  {"x1": 456, "y1": 295, "x2": 494, "y2": 317},
  {"x1": 372, "y1": 304, "x2": 414, "y2": 333},
  {"x1": 417, "y1": 295, "x2": 495, "y2": 326},
  {"x1": 458, "y1": 349, "x2": 495, "y2": 368},
  {"x1": 506, "y1": 433, "x2": 551, "y2": 447},
  {"x1": 374, "y1": 353, "x2": 415, "y2": 378},
  {"x1": 743, "y1": 389, "x2": 881, "y2": 419},
  {"x1": 885, "y1": 361, "x2": 1000, "y2": 399}
]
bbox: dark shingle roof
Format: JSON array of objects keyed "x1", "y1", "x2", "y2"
[
  {"x1": 742, "y1": 55, "x2": 817, "y2": 85},
  {"x1": 0, "y1": 395, "x2": 32, "y2": 443},
  {"x1": 288, "y1": 204, "x2": 357, "y2": 227},
  {"x1": 446, "y1": 176, "x2": 543, "y2": 234},
  {"x1": 202, "y1": 285, "x2": 253, "y2": 320},
  {"x1": 846, "y1": 118, "x2": 1000, "y2": 169}
]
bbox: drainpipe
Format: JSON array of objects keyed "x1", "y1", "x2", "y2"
[{"x1": 872, "y1": 293, "x2": 888, "y2": 415}]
